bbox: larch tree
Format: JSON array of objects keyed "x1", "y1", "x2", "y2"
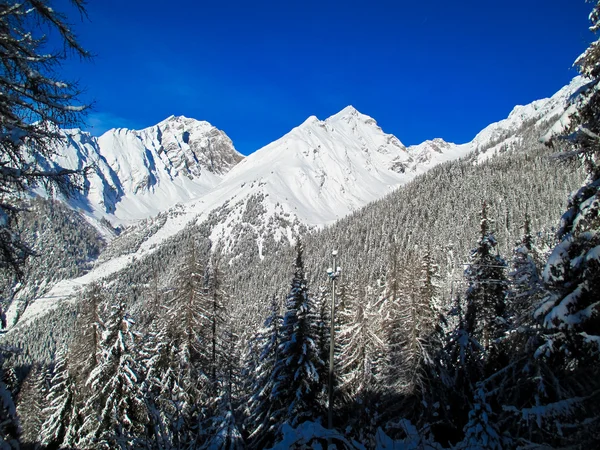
[{"x1": 336, "y1": 283, "x2": 385, "y2": 443}]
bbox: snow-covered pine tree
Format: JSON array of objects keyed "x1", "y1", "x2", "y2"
[
  {"x1": 442, "y1": 293, "x2": 484, "y2": 445},
  {"x1": 141, "y1": 327, "x2": 192, "y2": 449},
  {"x1": 532, "y1": 2, "x2": 600, "y2": 443},
  {"x1": 202, "y1": 404, "x2": 244, "y2": 450},
  {"x1": 315, "y1": 286, "x2": 331, "y2": 407},
  {"x1": 78, "y1": 302, "x2": 148, "y2": 449},
  {"x1": 0, "y1": 0, "x2": 90, "y2": 276},
  {"x1": 16, "y1": 364, "x2": 48, "y2": 447},
  {"x1": 146, "y1": 247, "x2": 209, "y2": 449},
  {"x1": 69, "y1": 284, "x2": 105, "y2": 396},
  {"x1": 411, "y1": 249, "x2": 448, "y2": 431},
  {"x1": 202, "y1": 325, "x2": 243, "y2": 449},
  {"x1": 464, "y1": 203, "x2": 508, "y2": 361},
  {"x1": 381, "y1": 246, "x2": 416, "y2": 395},
  {"x1": 0, "y1": 346, "x2": 19, "y2": 449},
  {"x1": 39, "y1": 347, "x2": 78, "y2": 450},
  {"x1": 458, "y1": 385, "x2": 503, "y2": 450},
  {"x1": 337, "y1": 283, "x2": 384, "y2": 401},
  {"x1": 271, "y1": 243, "x2": 324, "y2": 436},
  {"x1": 245, "y1": 296, "x2": 283, "y2": 449},
  {"x1": 507, "y1": 215, "x2": 543, "y2": 328},
  {"x1": 336, "y1": 283, "x2": 385, "y2": 443},
  {"x1": 537, "y1": 0, "x2": 600, "y2": 366},
  {"x1": 397, "y1": 251, "x2": 439, "y2": 396},
  {"x1": 202, "y1": 254, "x2": 228, "y2": 391}
]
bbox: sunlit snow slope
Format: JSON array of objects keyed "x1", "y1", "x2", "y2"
[{"x1": 48, "y1": 115, "x2": 243, "y2": 224}]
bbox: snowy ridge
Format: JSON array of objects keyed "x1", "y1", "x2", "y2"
[{"x1": 471, "y1": 76, "x2": 587, "y2": 162}]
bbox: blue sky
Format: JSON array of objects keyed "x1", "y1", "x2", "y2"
[{"x1": 56, "y1": 0, "x2": 592, "y2": 155}]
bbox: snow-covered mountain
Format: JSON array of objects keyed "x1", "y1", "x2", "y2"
[
  {"x1": 88, "y1": 105, "x2": 470, "y2": 259},
  {"x1": 47, "y1": 115, "x2": 243, "y2": 224},
  {"x1": 7, "y1": 76, "x2": 588, "y2": 329}
]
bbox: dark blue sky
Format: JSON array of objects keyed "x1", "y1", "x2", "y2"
[{"x1": 57, "y1": 0, "x2": 593, "y2": 155}]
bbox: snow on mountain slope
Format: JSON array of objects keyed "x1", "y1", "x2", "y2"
[
  {"x1": 92, "y1": 78, "x2": 588, "y2": 262},
  {"x1": 205, "y1": 106, "x2": 412, "y2": 225},
  {"x1": 9, "y1": 78, "x2": 588, "y2": 328},
  {"x1": 122, "y1": 105, "x2": 468, "y2": 259},
  {"x1": 49, "y1": 115, "x2": 243, "y2": 224},
  {"x1": 471, "y1": 76, "x2": 588, "y2": 163}
]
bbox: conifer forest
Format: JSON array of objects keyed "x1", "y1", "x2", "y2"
[{"x1": 1, "y1": 1, "x2": 600, "y2": 449}]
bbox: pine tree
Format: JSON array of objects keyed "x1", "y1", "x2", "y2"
[
  {"x1": 442, "y1": 294, "x2": 483, "y2": 444},
  {"x1": 382, "y1": 248, "x2": 415, "y2": 395},
  {"x1": 464, "y1": 203, "x2": 508, "y2": 355},
  {"x1": 201, "y1": 254, "x2": 227, "y2": 392},
  {"x1": 16, "y1": 364, "x2": 48, "y2": 447},
  {"x1": 245, "y1": 296, "x2": 282, "y2": 449},
  {"x1": 203, "y1": 324, "x2": 243, "y2": 449},
  {"x1": 336, "y1": 284, "x2": 385, "y2": 443},
  {"x1": 69, "y1": 284, "x2": 105, "y2": 396},
  {"x1": 78, "y1": 302, "x2": 147, "y2": 449},
  {"x1": 144, "y1": 246, "x2": 210, "y2": 449},
  {"x1": 337, "y1": 284, "x2": 384, "y2": 402},
  {"x1": 0, "y1": 347, "x2": 19, "y2": 449},
  {"x1": 0, "y1": 0, "x2": 90, "y2": 276},
  {"x1": 315, "y1": 287, "x2": 332, "y2": 407},
  {"x1": 271, "y1": 243, "x2": 324, "y2": 435},
  {"x1": 507, "y1": 215, "x2": 543, "y2": 328},
  {"x1": 458, "y1": 385, "x2": 503, "y2": 450},
  {"x1": 39, "y1": 347, "x2": 78, "y2": 450},
  {"x1": 531, "y1": 2, "x2": 600, "y2": 444},
  {"x1": 142, "y1": 328, "x2": 192, "y2": 450},
  {"x1": 536, "y1": 0, "x2": 600, "y2": 377}
]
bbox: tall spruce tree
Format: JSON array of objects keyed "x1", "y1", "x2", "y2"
[
  {"x1": 0, "y1": 346, "x2": 19, "y2": 449},
  {"x1": 245, "y1": 296, "x2": 283, "y2": 449},
  {"x1": 78, "y1": 302, "x2": 147, "y2": 449},
  {"x1": 40, "y1": 347, "x2": 78, "y2": 450},
  {"x1": 271, "y1": 243, "x2": 324, "y2": 437},
  {"x1": 16, "y1": 364, "x2": 48, "y2": 447},
  {"x1": 464, "y1": 203, "x2": 508, "y2": 355},
  {"x1": 336, "y1": 283, "x2": 385, "y2": 443},
  {"x1": 153, "y1": 246, "x2": 210, "y2": 448},
  {"x1": 507, "y1": 216, "x2": 543, "y2": 328},
  {"x1": 442, "y1": 293, "x2": 484, "y2": 445},
  {"x1": 532, "y1": 1, "x2": 600, "y2": 444}
]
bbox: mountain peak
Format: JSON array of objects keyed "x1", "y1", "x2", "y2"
[
  {"x1": 155, "y1": 114, "x2": 208, "y2": 129},
  {"x1": 326, "y1": 105, "x2": 377, "y2": 126}
]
